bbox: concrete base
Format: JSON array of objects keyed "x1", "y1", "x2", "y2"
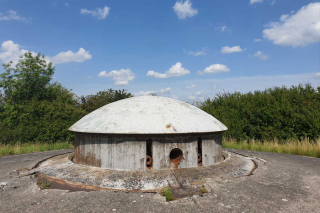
[
  {"x1": 1, "y1": 149, "x2": 320, "y2": 212},
  {"x1": 25, "y1": 151, "x2": 254, "y2": 191}
]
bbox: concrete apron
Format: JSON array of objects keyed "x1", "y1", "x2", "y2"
[{"x1": 19, "y1": 151, "x2": 256, "y2": 198}]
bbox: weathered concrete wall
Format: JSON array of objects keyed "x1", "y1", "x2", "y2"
[
  {"x1": 74, "y1": 132, "x2": 223, "y2": 170},
  {"x1": 75, "y1": 133, "x2": 146, "y2": 170},
  {"x1": 152, "y1": 136, "x2": 198, "y2": 169},
  {"x1": 201, "y1": 133, "x2": 223, "y2": 166}
]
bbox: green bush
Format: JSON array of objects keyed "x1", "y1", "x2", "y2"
[
  {"x1": 200, "y1": 84, "x2": 320, "y2": 142},
  {"x1": 0, "y1": 52, "x2": 131, "y2": 144}
]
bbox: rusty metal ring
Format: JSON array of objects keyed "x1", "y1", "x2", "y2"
[
  {"x1": 198, "y1": 154, "x2": 202, "y2": 163},
  {"x1": 146, "y1": 155, "x2": 153, "y2": 166}
]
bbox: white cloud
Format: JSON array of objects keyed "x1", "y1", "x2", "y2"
[
  {"x1": 188, "y1": 95, "x2": 196, "y2": 100},
  {"x1": 173, "y1": 0, "x2": 198, "y2": 19},
  {"x1": 0, "y1": 40, "x2": 92, "y2": 65},
  {"x1": 147, "y1": 62, "x2": 190, "y2": 78},
  {"x1": 254, "y1": 39, "x2": 261, "y2": 42},
  {"x1": 197, "y1": 64, "x2": 230, "y2": 75},
  {"x1": 134, "y1": 91, "x2": 155, "y2": 96},
  {"x1": 250, "y1": 0, "x2": 263, "y2": 5},
  {"x1": 50, "y1": 48, "x2": 92, "y2": 64},
  {"x1": 315, "y1": 72, "x2": 320, "y2": 77},
  {"x1": 271, "y1": 0, "x2": 276, "y2": 5},
  {"x1": 221, "y1": 46, "x2": 245, "y2": 54},
  {"x1": 159, "y1": 87, "x2": 171, "y2": 94},
  {"x1": 0, "y1": 10, "x2": 31, "y2": 22},
  {"x1": 263, "y1": 2, "x2": 320, "y2": 47},
  {"x1": 98, "y1": 69, "x2": 135, "y2": 85},
  {"x1": 185, "y1": 84, "x2": 196, "y2": 90},
  {"x1": 86, "y1": 76, "x2": 92, "y2": 79},
  {"x1": 215, "y1": 25, "x2": 228, "y2": 32},
  {"x1": 195, "y1": 90, "x2": 205, "y2": 96},
  {"x1": 253, "y1": 51, "x2": 268, "y2": 60},
  {"x1": 64, "y1": 2, "x2": 69, "y2": 6},
  {"x1": 213, "y1": 85, "x2": 217, "y2": 90},
  {"x1": 184, "y1": 47, "x2": 207, "y2": 56},
  {"x1": 0, "y1": 40, "x2": 33, "y2": 64},
  {"x1": 134, "y1": 88, "x2": 171, "y2": 96},
  {"x1": 80, "y1": 6, "x2": 110, "y2": 20}
]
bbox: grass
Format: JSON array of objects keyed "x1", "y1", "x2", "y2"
[
  {"x1": 0, "y1": 142, "x2": 74, "y2": 156},
  {"x1": 37, "y1": 174, "x2": 51, "y2": 189},
  {"x1": 199, "y1": 185, "x2": 208, "y2": 194},
  {"x1": 162, "y1": 188, "x2": 174, "y2": 201},
  {"x1": 223, "y1": 137, "x2": 320, "y2": 158}
]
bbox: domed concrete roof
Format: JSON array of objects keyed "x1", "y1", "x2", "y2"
[{"x1": 69, "y1": 96, "x2": 227, "y2": 134}]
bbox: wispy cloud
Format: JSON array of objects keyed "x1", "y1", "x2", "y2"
[
  {"x1": 184, "y1": 47, "x2": 207, "y2": 56},
  {"x1": 215, "y1": 25, "x2": 228, "y2": 32},
  {"x1": 185, "y1": 84, "x2": 196, "y2": 90},
  {"x1": 134, "y1": 87, "x2": 171, "y2": 96},
  {"x1": 254, "y1": 39, "x2": 261, "y2": 42},
  {"x1": 252, "y1": 51, "x2": 268, "y2": 60},
  {"x1": 80, "y1": 6, "x2": 110, "y2": 20},
  {"x1": 0, "y1": 10, "x2": 31, "y2": 22},
  {"x1": 250, "y1": 0, "x2": 263, "y2": 5}
]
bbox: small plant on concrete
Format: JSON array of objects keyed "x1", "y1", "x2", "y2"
[
  {"x1": 37, "y1": 174, "x2": 51, "y2": 189},
  {"x1": 199, "y1": 185, "x2": 208, "y2": 194},
  {"x1": 162, "y1": 188, "x2": 174, "y2": 201}
]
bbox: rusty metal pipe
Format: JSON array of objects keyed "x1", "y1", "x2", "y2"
[
  {"x1": 198, "y1": 154, "x2": 202, "y2": 163},
  {"x1": 146, "y1": 155, "x2": 153, "y2": 166}
]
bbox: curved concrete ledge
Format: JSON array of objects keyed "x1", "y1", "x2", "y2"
[{"x1": 34, "y1": 151, "x2": 255, "y2": 192}]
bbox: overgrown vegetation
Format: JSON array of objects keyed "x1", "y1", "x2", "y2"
[
  {"x1": 37, "y1": 174, "x2": 51, "y2": 189},
  {"x1": 0, "y1": 52, "x2": 131, "y2": 144},
  {"x1": 223, "y1": 137, "x2": 320, "y2": 158},
  {"x1": 162, "y1": 188, "x2": 174, "y2": 201},
  {"x1": 200, "y1": 84, "x2": 320, "y2": 142},
  {"x1": 0, "y1": 142, "x2": 73, "y2": 156}
]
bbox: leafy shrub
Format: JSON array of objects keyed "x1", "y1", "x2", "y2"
[{"x1": 200, "y1": 84, "x2": 320, "y2": 142}]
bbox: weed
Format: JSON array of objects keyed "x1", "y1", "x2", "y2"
[
  {"x1": 199, "y1": 185, "x2": 208, "y2": 194},
  {"x1": 37, "y1": 175, "x2": 51, "y2": 189},
  {"x1": 162, "y1": 188, "x2": 174, "y2": 201}
]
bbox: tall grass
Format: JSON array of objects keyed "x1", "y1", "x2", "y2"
[
  {"x1": 223, "y1": 137, "x2": 320, "y2": 158},
  {"x1": 0, "y1": 142, "x2": 74, "y2": 156}
]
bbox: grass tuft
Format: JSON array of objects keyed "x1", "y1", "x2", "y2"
[
  {"x1": 162, "y1": 188, "x2": 174, "y2": 201},
  {"x1": 223, "y1": 137, "x2": 320, "y2": 158},
  {"x1": 199, "y1": 185, "x2": 208, "y2": 194},
  {"x1": 0, "y1": 142, "x2": 74, "y2": 156}
]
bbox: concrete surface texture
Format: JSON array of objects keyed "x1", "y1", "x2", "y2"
[
  {"x1": 1, "y1": 149, "x2": 320, "y2": 213},
  {"x1": 69, "y1": 96, "x2": 228, "y2": 134},
  {"x1": 28, "y1": 150, "x2": 253, "y2": 191},
  {"x1": 74, "y1": 132, "x2": 223, "y2": 170}
]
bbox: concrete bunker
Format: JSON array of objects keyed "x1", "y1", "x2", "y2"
[{"x1": 69, "y1": 96, "x2": 228, "y2": 170}]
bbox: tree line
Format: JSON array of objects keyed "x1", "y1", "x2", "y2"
[
  {"x1": 0, "y1": 52, "x2": 319, "y2": 144},
  {"x1": 199, "y1": 84, "x2": 320, "y2": 142},
  {"x1": 0, "y1": 53, "x2": 132, "y2": 143}
]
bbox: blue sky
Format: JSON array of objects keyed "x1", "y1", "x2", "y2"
[{"x1": 0, "y1": 0, "x2": 319, "y2": 101}]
